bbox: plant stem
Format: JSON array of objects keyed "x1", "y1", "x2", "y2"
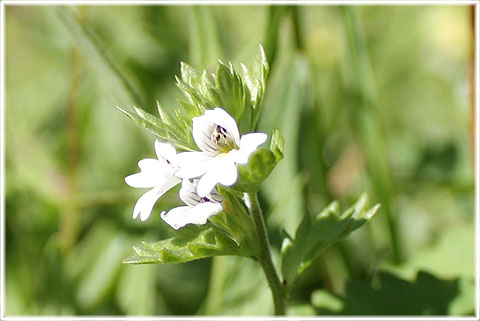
[{"x1": 245, "y1": 191, "x2": 286, "y2": 316}]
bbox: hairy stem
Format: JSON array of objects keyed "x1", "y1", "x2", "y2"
[{"x1": 245, "y1": 191, "x2": 286, "y2": 315}]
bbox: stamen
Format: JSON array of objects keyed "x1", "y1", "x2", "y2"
[{"x1": 200, "y1": 197, "x2": 211, "y2": 203}]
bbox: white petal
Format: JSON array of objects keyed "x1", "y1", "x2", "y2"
[
  {"x1": 233, "y1": 132, "x2": 268, "y2": 164},
  {"x1": 196, "y1": 157, "x2": 237, "y2": 197},
  {"x1": 174, "y1": 151, "x2": 212, "y2": 178},
  {"x1": 132, "y1": 174, "x2": 181, "y2": 221},
  {"x1": 179, "y1": 178, "x2": 202, "y2": 207},
  {"x1": 154, "y1": 140, "x2": 177, "y2": 164},
  {"x1": 160, "y1": 202, "x2": 223, "y2": 230},
  {"x1": 192, "y1": 116, "x2": 220, "y2": 155},
  {"x1": 204, "y1": 108, "x2": 240, "y2": 145},
  {"x1": 125, "y1": 159, "x2": 171, "y2": 188}
]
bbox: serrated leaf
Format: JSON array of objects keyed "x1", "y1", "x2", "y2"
[
  {"x1": 178, "y1": 99, "x2": 204, "y2": 119},
  {"x1": 180, "y1": 61, "x2": 201, "y2": 87},
  {"x1": 117, "y1": 105, "x2": 196, "y2": 151},
  {"x1": 240, "y1": 45, "x2": 269, "y2": 130},
  {"x1": 123, "y1": 225, "x2": 251, "y2": 265},
  {"x1": 281, "y1": 193, "x2": 380, "y2": 285},
  {"x1": 176, "y1": 47, "x2": 268, "y2": 131},
  {"x1": 209, "y1": 62, "x2": 249, "y2": 121}
]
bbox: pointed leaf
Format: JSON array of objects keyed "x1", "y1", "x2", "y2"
[
  {"x1": 123, "y1": 225, "x2": 251, "y2": 265},
  {"x1": 281, "y1": 193, "x2": 380, "y2": 285}
]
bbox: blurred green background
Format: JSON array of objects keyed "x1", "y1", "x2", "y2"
[{"x1": 4, "y1": 5, "x2": 475, "y2": 316}]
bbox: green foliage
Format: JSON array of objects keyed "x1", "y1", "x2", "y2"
[
  {"x1": 281, "y1": 193, "x2": 380, "y2": 285},
  {"x1": 176, "y1": 46, "x2": 269, "y2": 131},
  {"x1": 234, "y1": 128, "x2": 284, "y2": 192},
  {"x1": 239, "y1": 46, "x2": 269, "y2": 131},
  {"x1": 118, "y1": 45, "x2": 269, "y2": 152},
  {"x1": 123, "y1": 225, "x2": 253, "y2": 265},
  {"x1": 202, "y1": 256, "x2": 274, "y2": 315},
  {"x1": 117, "y1": 103, "x2": 197, "y2": 151},
  {"x1": 6, "y1": 5, "x2": 474, "y2": 317},
  {"x1": 313, "y1": 271, "x2": 470, "y2": 315},
  {"x1": 212, "y1": 187, "x2": 258, "y2": 253}
]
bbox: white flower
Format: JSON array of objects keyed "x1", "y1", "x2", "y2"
[
  {"x1": 160, "y1": 179, "x2": 223, "y2": 230},
  {"x1": 175, "y1": 108, "x2": 267, "y2": 197},
  {"x1": 125, "y1": 139, "x2": 181, "y2": 221}
]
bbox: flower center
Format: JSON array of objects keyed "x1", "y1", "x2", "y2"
[{"x1": 211, "y1": 125, "x2": 239, "y2": 153}]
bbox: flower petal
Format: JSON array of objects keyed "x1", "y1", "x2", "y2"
[
  {"x1": 192, "y1": 116, "x2": 220, "y2": 155},
  {"x1": 233, "y1": 132, "x2": 268, "y2": 164},
  {"x1": 154, "y1": 139, "x2": 177, "y2": 164},
  {"x1": 132, "y1": 174, "x2": 181, "y2": 221},
  {"x1": 160, "y1": 202, "x2": 223, "y2": 230},
  {"x1": 125, "y1": 159, "x2": 171, "y2": 188},
  {"x1": 174, "y1": 151, "x2": 212, "y2": 178},
  {"x1": 196, "y1": 157, "x2": 237, "y2": 197},
  {"x1": 204, "y1": 108, "x2": 240, "y2": 145},
  {"x1": 179, "y1": 178, "x2": 202, "y2": 207}
]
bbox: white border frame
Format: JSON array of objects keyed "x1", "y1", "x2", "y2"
[{"x1": 0, "y1": 1, "x2": 478, "y2": 321}]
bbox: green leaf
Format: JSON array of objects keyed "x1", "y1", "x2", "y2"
[
  {"x1": 176, "y1": 47, "x2": 269, "y2": 130},
  {"x1": 232, "y1": 128, "x2": 283, "y2": 192},
  {"x1": 208, "y1": 61, "x2": 249, "y2": 121},
  {"x1": 240, "y1": 45, "x2": 269, "y2": 130},
  {"x1": 212, "y1": 187, "x2": 258, "y2": 255},
  {"x1": 116, "y1": 105, "x2": 196, "y2": 151},
  {"x1": 281, "y1": 193, "x2": 380, "y2": 285},
  {"x1": 123, "y1": 225, "x2": 251, "y2": 265},
  {"x1": 314, "y1": 271, "x2": 471, "y2": 315},
  {"x1": 270, "y1": 127, "x2": 284, "y2": 160}
]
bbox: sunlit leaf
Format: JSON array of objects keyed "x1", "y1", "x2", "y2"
[
  {"x1": 281, "y1": 193, "x2": 380, "y2": 285},
  {"x1": 123, "y1": 225, "x2": 252, "y2": 265}
]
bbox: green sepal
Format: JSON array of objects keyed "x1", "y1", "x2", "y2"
[
  {"x1": 123, "y1": 224, "x2": 251, "y2": 265},
  {"x1": 281, "y1": 193, "x2": 380, "y2": 285},
  {"x1": 233, "y1": 128, "x2": 284, "y2": 192}
]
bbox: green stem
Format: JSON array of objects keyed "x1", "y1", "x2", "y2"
[
  {"x1": 291, "y1": 6, "x2": 304, "y2": 51},
  {"x1": 245, "y1": 191, "x2": 286, "y2": 316}
]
